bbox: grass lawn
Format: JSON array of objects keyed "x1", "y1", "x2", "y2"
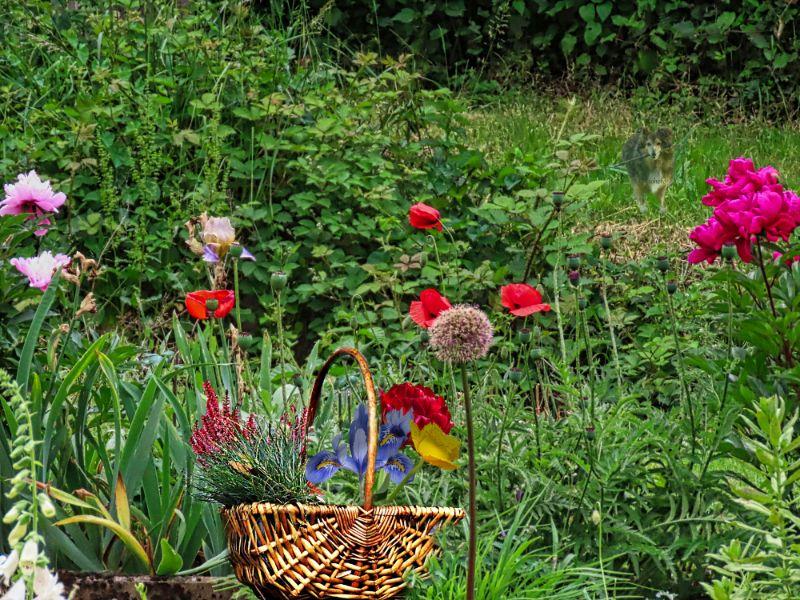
[{"x1": 467, "y1": 92, "x2": 800, "y2": 240}]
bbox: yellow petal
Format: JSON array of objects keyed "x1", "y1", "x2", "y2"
[{"x1": 411, "y1": 423, "x2": 460, "y2": 470}]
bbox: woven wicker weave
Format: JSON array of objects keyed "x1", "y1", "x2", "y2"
[{"x1": 222, "y1": 348, "x2": 465, "y2": 600}]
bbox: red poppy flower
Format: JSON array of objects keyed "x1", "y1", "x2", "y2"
[
  {"x1": 185, "y1": 290, "x2": 236, "y2": 320},
  {"x1": 409, "y1": 203, "x2": 443, "y2": 231},
  {"x1": 409, "y1": 288, "x2": 451, "y2": 328},
  {"x1": 381, "y1": 383, "x2": 454, "y2": 445},
  {"x1": 500, "y1": 283, "x2": 551, "y2": 317}
]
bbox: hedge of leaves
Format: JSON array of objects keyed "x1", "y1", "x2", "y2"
[{"x1": 319, "y1": 0, "x2": 800, "y2": 113}]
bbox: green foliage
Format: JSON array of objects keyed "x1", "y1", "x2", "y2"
[
  {"x1": 319, "y1": 0, "x2": 800, "y2": 114},
  {"x1": 704, "y1": 396, "x2": 800, "y2": 599}
]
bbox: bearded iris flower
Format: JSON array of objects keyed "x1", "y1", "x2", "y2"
[
  {"x1": 201, "y1": 216, "x2": 255, "y2": 263},
  {"x1": 306, "y1": 404, "x2": 414, "y2": 485}
]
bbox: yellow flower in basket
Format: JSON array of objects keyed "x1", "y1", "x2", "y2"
[{"x1": 411, "y1": 422, "x2": 460, "y2": 470}]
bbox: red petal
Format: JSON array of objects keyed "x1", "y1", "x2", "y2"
[
  {"x1": 510, "y1": 303, "x2": 551, "y2": 317},
  {"x1": 185, "y1": 292, "x2": 208, "y2": 319},
  {"x1": 409, "y1": 300, "x2": 431, "y2": 328}
]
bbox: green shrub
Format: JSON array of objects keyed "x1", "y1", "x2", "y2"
[{"x1": 318, "y1": 0, "x2": 800, "y2": 114}]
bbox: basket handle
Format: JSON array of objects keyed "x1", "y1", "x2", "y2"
[{"x1": 305, "y1": 347, "x2": 380, "y2": 510}]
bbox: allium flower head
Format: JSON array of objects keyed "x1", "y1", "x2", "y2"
[
  {"x1": 10, "y1": 251, "x2": 71, "y2": 291},
  {"x1": 429, "y1": 304, "x2": 493, "y2": 363},
  {"x1": 1, "y1": 171, "x2": 66, "y2": 236}
]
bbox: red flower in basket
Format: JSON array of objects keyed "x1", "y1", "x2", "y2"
[
  {"x1": 500, "y1": 283, "x2": 551, "y2": 317},
  {"x1": 409, "y1": 203, "x2": 443, "y2": 231},
  {"x1": 409, "y1": 288, "x2": 451, "y2": 329},
  {"x1": 185, "y1": 289, "x2": 235, "y2": 319},
  {"x1": 381, "y1": 383, "x2": 453, "y2": 448}
]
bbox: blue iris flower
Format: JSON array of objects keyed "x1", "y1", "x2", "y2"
[{"x1": 306, "y1": 404, "x2": 414, "y2": 485}]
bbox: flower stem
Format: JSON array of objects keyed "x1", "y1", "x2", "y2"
[
  {"x1": 663, "y1": 274, "x2": 696, "y2": 462},
  {"x1": 385, "y1": 459, "x2": 423, "y2": 504},
  {"x1": 233, "y1": 258, "x2": 242, "y2": 332},
  {"x1": 275, "y1": 289, "x2": 287, "y2": 407},
  {"x1": 461, "y1": 364, "x2": 478, "y2": 600},
  {"x1": 599, "y1": 259, "x2": 623, "y2": 392}
]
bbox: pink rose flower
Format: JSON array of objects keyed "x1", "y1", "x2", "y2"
[
  {"x1": 1, "y1": 171, "x2": 67, "y2": 236},
  {"x1": 10, "y1": 251, "x2": 71, "y2": 291}
]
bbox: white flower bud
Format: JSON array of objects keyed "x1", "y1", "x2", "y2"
[{"x1": 37, "y1": 493, "x2": 56, "y2": 519}]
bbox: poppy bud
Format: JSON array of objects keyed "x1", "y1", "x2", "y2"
[
  {"x1": 591, "y1": 509, "x2": 601, "y2": 526},
  {"x1": 568, "y1": 270, "x2": 580, "y2": 286},
  {"x1": 350, "y1": 316, "x2": 359, "y2": 330},
  {"x1": 578, "y1": 297, "x2": 588, "y2": 309},
  {"x1": 420, "y1": 329, "x2": 429, "y2": 343},
  {"x1": 518, "y1": 328, "x2": 532, "y2": 343},
  {"x1": 270, "y1": 271, "x2": 288, "y2": 291},
  {"x1": 567, "y1": 254, "x2": 581, "y2": 270},
  {"x1": 508, "y1": 368, "x2": 523, "y2": 383},
  {"x1": 205, "y1": 298, "x2": 219, "y2": 312},
  {"x1": 600, "y1": 234, "x2": 612, "y2": 251},
  {"x1": 552, "y1": 191, "x2": 565, "y2": 209},
  {"x1": 229, "y1": 244, "x2": 244, "y2": 258},
  {"x1": 666, "y1": 280, "x2": 678, "y2": 295},
  {"x1": 656, "y1": 256, "x2": 670, "y2": 273},
  {"x1": 721, "y1": 243, "x2": 737, "y2": 261}
]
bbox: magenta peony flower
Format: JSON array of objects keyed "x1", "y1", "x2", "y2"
[
  {"x1": 702, "y1": 158, "x2": 781, "y2": 207},
  {"x1": 689, "y1": 158, "x2": 800, "y2": 264},
  {"x1": 1, "y1": 171, "x2": 66, "y2": 236},
  {"x1": 10, "y1": 251, "x2": 71, "y2": 291}
]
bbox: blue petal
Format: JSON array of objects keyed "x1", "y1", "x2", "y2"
[
  {"x1": 240, "y1": 246, "x2": 256, "y2": 261},
  {"x1": 203, "y1": 245, "x2": 220, "y2": 263},
  {"x1": 377, "y1": 426, "x2": 407, "y2": 462},
  {"x1": 382, "y1": 453, "x2": 415, "y2": 485},
  {"x1": 350, "y1": 428, "x2": 369, "y2": 477},
  {"x1": 384, "y1": 409, "x2": 412, "y2": 436},
  {"x1": 306, "y1": 451, "x2": 343, "y2": 484},
  {"x1": 349, "y1": 404, "x2": 369, "y2": 449}
]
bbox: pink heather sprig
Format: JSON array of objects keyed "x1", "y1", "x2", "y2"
[
  {"x1": 689, "y1": 158, "x2": 800, "y2": 264},
  {"x1": 428, "y1": 304, "x2": 494, "y2": 363},
  {"x1": 190, "y1": 382, "x2": 257, "y2": 463}
]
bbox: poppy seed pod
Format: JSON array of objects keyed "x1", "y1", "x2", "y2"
[
  {"x1": 271, "y1": 271, "x2": 288, "y2": 291},
  {"x1": 667, "y1": 280, "x2": 678, "y2": 295},
  {"x1": 508, "y1": 368, "x2": 523, "y2": 383},
  {"x1": 229, "y1": 244, "x2": 244, "y2": 258},
  {"x1": 205, "y1": 298, "x2": 219, "y2": 312},
  {"x1": 600, "y1": 234, "x2": 612, "y2": 251},
  {"x1": 518, "y1": 328, "x2": 532, "y2": 343},
  {"x1": 552, "y1": 191, "x2": 565, "y2": 209},
  {"x1": 568, "y1": 270, "x2": 580, "y2": 286},
  {"x1": 578, "y1": 297, "x2": 588, "y2": 309},
  {"x1": 586, "y1": 426, "x2": 596, "y2": 440},
  {"x1": 721, "y1": 243, "x2": 737, "y2": 261},
  {"x1": 567, "y1": 254, "x2": 581, "y2": 270},
  {"x1": 656, "y1": 256, "x2": 670, "y2": 273}
]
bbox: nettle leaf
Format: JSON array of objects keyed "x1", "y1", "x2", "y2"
[
  {"x1": 561, "y1": 33, "x2": 577, "y2": 56},
  {"x1": 393, "y1": 8, "x2": 417, "y2": 24},
  {"x1": 596, "y1": 2, "x2": 612, "y2": 22}
]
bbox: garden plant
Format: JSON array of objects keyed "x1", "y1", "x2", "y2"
[{"x1": 3, "y1": 2, "x2": 800, "y2": 600}]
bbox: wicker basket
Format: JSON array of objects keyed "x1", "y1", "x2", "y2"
[{"x1": 222, "y1": 348, "x2": 465, "y2": 600}]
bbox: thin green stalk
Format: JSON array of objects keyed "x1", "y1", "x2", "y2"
[
  {"x1": 275, "y1": 289, "x2": 287, "y2": 406},
  {"x1": 599, "y1": 259, "x2": 623, "y2": 391},
  {"x1": 664, "y1": 276, "x2": 696, "y2": 462},
  {"x1": 461, "y1": 364, "x2": 478, "y2": 600},
  {"x1": 385, "y1": 459, "x2": 423, "y2": 503},
  {"x1": 576, "y1": 293, "x2": 597, "y2": 424},
  {"x1": 553, "y1": 264, "x2": 567, "y2": 365},
  {"x1": 233, "y1": 258, "x2": 242, "y2": 332}
]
